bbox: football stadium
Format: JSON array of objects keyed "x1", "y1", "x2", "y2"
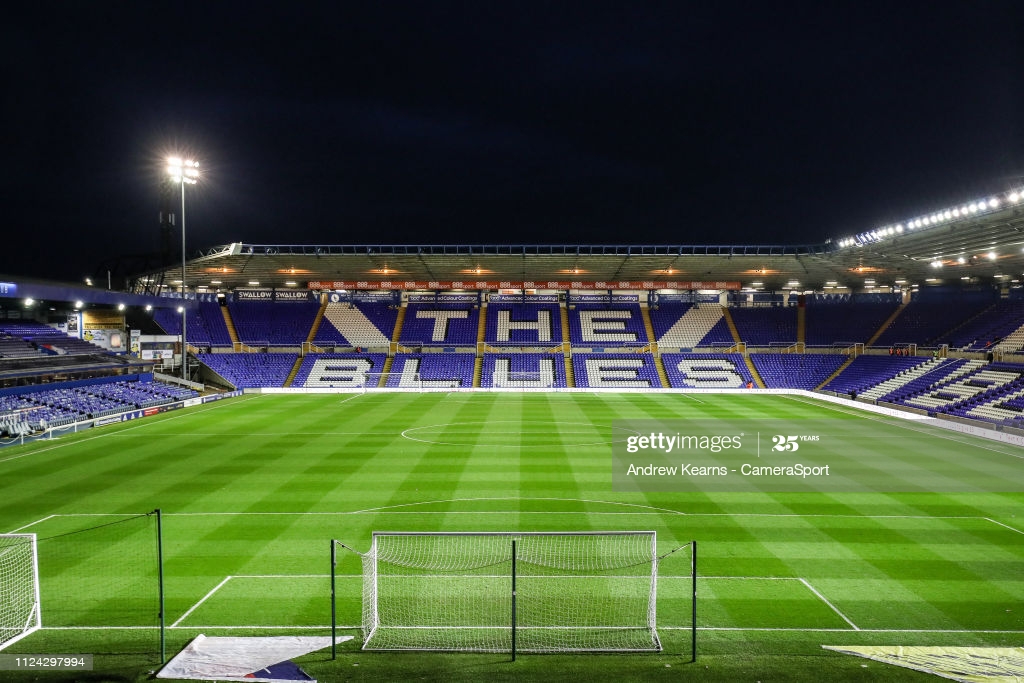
[{"x1": 3, "y1": 192, "x2": 1024, "y2": 681}]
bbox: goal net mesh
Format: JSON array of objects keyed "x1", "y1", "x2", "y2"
[
  {"x1": 0, "y1": 534, "x2": 40, "y2": 651},
  {"x1": 360, "y1": 532, "x2": 660, "y2": 652}
]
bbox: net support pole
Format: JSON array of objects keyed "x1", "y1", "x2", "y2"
[
  {"x1": 511, "y1": 538, "x2": 517, "y2": 662},
  {"x1": 155, "y1": 508, "x2": 166, "y2": 663},
  {"x1": 691, "y1": 540, "x2": 697, "y2": 663},
  {"x1": 331, "y1": 540, "x2": 338, "y2": 660}
]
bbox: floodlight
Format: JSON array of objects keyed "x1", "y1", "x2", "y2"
[
  {"x1": 74, "y1": 301, "x2": 83, "y2": 309},
  {"x1": 117, "y1": 303, "x2": 125, "y2": 311}
]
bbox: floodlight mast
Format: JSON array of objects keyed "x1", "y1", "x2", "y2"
[{"x1": 167, "y1": 157, "x2": 199, "y2": 380}]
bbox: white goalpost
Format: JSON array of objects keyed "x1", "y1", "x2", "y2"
[
  {"x1": 490, "y1": 370, "x2": 557, "y2": 389},
  {"x1": 0, "y1": 533, "x2": 41, "y2": 651},
  {"x1": 359, "y1": 372, "x2": 423, "y2": 392},
  {"x1": 334, "y1": 531, "x2": 685, "y2": 655}
]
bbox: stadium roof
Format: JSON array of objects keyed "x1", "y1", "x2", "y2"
[{"x1": 133, "y1": 196, "x2": 1024, "y2": 292}]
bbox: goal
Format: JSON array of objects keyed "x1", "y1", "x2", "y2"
[
  {"x1": 489, "y1": 370, "x2": 558, "y2": 389},
  {"x1": 0, "y1": 534, "x2": 41, "y2": 651},
  {"x1": 333, "y1": 531, "x2": 692, "y2": 655},
  {"x1": 360, "y1": 372, "x2": 423, "y2": 391}
]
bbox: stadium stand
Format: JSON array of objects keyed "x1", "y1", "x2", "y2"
[
  {"x1": 480, "y1": 354, "x2": 568, "y2": 388},
  {"x1": 873, "y1": 291, "x2": 996, "y2": 348},
  {"x1": 485, "y1": 303, "x2": 562, "y2": 345},
  {"x1": 154, "y1": 301, "x2": 233, "y2": 348},
  {"x1": 228, "y1": 299, "x2": 321, "y2": 345},
  {"x1": 650, "y1": 303, "x2": 731, "y2": 348},
  {"x1": 314, "y1": 302, "x2": 397, "y2": 347},
  {"x1": 571, "y1": 354, "x2": 662, "y2": 388},
  {"x1": 729, "y1": 307, "x2": 798, "y2": 347},
  {"x1": 803, "y1": 298, "x2": 901, "y2": 346},
  {"x1": 197, "y1": 352, "x2": 298, "y2": 388},
  {"x1": 749, "y1": 353, "x2": 847, "y2": 390},
  {"x1": 399, "y1": 305, "x2": 480, "y2": 345},
  {"x1": 292, "y1": 353, "x2": 389, "y2": 388},
  {"x1": 661, "y1": 353, "x2": 754, "y2": 388},
  {"x1": 568, "y1": 304, "x2": 649, "y2": 347},
  {"x1": 386, "y1": 353, "x2": 476, "y2": 388}
]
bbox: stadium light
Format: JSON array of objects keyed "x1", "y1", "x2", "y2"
[{"x1": 167, "y1": 156, "x2": 199, "y2": 381}]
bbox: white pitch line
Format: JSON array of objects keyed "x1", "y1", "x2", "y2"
[
  {"x1": 985, "y1": 518, "x2": 1024, "y2": 536},
  {"x1": 40, "y1": 625, "x2": 1024, "y2": 634},
  {"x1": 6, "y1": 514, "x2": 57, "y2": 533},
  {"x1": 780, "y1": 394, "x2": 1024, "y2": 460},
  {"x1": 0, "y1": 394, "x2": 259, "y2": 466},
  {"x1": 799, "y1": 577, "x2": 859, "y2": 631},
  {"x1": 171, "y1": 576, "x2": 234, "y2": 628},
  {"x1": 337, "y1": 394, "x2": 363, "y2": 406}
]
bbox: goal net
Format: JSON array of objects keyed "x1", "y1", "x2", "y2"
[
  {"x1": 339, "y1": 531, "x2": 677, "y2": 653},
  {"x1": 360, "y1": 372, "x2": 423, "y2": 391},
  {"x1": 489, "y1": 371, "x2": 558, "y2": 389},
  {"x1": 0, "y1": 534, "x2": 41, "y2": 651}
]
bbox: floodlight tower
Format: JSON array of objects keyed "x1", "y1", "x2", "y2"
[{"x1": 167, "y1": 157, "x2": 199, "y2": 380}]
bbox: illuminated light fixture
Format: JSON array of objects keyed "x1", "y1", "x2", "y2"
[
  {"x1": 952, "y1": 208, "x2": 961, "y2": 217},
  {"x1": 145, "y1": 304, "x2": 152, "y2": 312},
  {"x1": 74, "y1": 301, "x2": 83, "y2": 309},
  {"x1": 958, "y1": 257, "x2": 966, "y2": 264},
  {"x1": 931, "y1": 260, "x2": 943, "y2": 268},
  {"x1": 751, "y1": 281, "x2": 763, "y2": 287},
  {"x1": 84, "y1": 277, "x2": 93, "y2": 286},
  {"x1": 24, "y1": 298, "x2": 34, "y2": 307},
  {"x1": 864, "y1": 279, "x2": 875, "y2": 285},
  {"x1": 168, "y1": 155, "x2": 199, "y2": 383},
  {"x1": 176, "y1": 306, "x2": 184, "y2": 313},
  {"x1": 285, "y1": 281, "x2": 297, "y2": 286},
  {"x1": 895, "y1": 224, "x2": 903, "y2": 233},
  {"x1": 989, "y1": 198, "x2": 1000, "y2": 208},
  {"x1": 926, "y1": 278, "x2": 939, "y2": 282},
  {"x1": 248, "y1": 281, "x2": 260, "y2": 286},
  {"x1": 988, "y1": 252, "x2": 997, "y2": 260},
  {"x1": 210, "y1": 280, "x2": 222, "y2": 285},
  {"x1": 894, "y1": 279, "x2": 907, "y2": 284},
  {"x1": 943, "y1": 210, "x2": 952, "y2": 220},
  {"x1": 117, "y1": 303, "x2": 125, "y2": 311}
]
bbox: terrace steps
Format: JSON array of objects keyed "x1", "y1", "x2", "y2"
[
  {"x1": 817, "y1": 355, "x2": 857, "y2": 391},
  {"x1": 639, "y1": 305, "x2": 657, "y2": 345},
  {"x1": 796, "y1": 305, "x2": 806, "y2": 345},
  {"x1": 560, "y1": 305, "x2": 571, "y2": 345},
  {"x1": 744, "y1": 355, "x2": 765, "y2": 388},
  {"x1": 476, "y1": 305, "x2": 487, "y2": 346},
  {"x1": 390, "y1": 306, "x2": 407, "y2": 343},
  {"x1": 220, "y1": 306, "x2": 240, "y2": 346},
  {"x1": 722, "y1": 307, "x2": 742, "y2": 344},
  {"x1": 283, "y1": 356, "x2": 304, "y2": 387},
  {"x1": 473, "y1": 356, "x2": 483, "y2": 387},
  {"x1": 564, "y1": 356, "x2": 575, "y2": 387},
  {"x1": 305, "y1": 299, "x2": 328, "y2": 344},
  {"x1": 867, "y1": 302, "x2": 907, "y2": 346},
  {"x1": 379, "y1": 355, "x2": 394, "y2": 388}
]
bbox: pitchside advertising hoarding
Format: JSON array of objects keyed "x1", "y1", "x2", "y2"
[
  {"x1": 234, "y1": 289, "x2": 314, "y2": 302},
  {"x1": 308, "y1": 280, "x2": 741, "y2": 290},
  {"x1": 610, "y1": 419, "x2": 1024, "y2": 492}
]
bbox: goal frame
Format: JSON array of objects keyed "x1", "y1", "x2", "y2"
[
  {"x1": 0, "y1": 533, "x2": 41, "y2": 652},
  {"x1": 333, "y1": 531, "x2": 696, "y2": 658},
  {"x1": 359, "y1": 372, "x2": 423, "y2": 392}
]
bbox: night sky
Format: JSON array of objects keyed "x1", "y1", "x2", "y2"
[{"x1": 5, "y1": 2, "x2": 1023, "y2": 281}]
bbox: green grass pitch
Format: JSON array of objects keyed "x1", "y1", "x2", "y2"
[{"x1": 1, "y1": 391, "x2": 1022, "y2": 682}]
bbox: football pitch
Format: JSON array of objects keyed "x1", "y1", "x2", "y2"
[{"x1": 1, "y1": 391, "x2": 1023, "y2": 682}]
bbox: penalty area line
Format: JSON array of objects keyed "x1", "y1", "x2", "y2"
[
  {"x1": 171, "y1": 576, "x2": 234, "y2": 628},
  {"x1": 798, "y1": 577, "x2": 859, "y2": 630}
]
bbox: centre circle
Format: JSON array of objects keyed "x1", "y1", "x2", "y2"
[{"x1": 400, "y1": 421, "x2": 638, "y2": 448}]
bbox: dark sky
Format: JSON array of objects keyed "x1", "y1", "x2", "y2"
[{"x1": 4, "y1": 2, "x2": 1023, "y2": 281}]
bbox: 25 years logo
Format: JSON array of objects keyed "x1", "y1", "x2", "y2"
[{"x1": 772, "y1": 435, "x2": 799, "y2": 452}]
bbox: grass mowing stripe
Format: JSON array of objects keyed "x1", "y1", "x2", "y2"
[{"x1": 0, "y1": 392, "x2": 1021, "y2": 682}]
